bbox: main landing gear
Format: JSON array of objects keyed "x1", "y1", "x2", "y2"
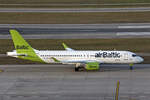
[
  {"x1": 75, "y1": 63, "x2": 85, "y2": 72},
  {"x1": 75, "y1": 67, "x2": 79, "y2": 71},
  {"x1": 75, "y1": 67, "x2": 85, "y2": 72}
]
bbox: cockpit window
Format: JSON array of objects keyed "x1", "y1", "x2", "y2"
[{"x1": 132, "y1": 54, "x2": 137, "y2": 57}]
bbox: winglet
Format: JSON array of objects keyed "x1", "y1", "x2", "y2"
[
  {"x1": 62, "y1": 43, "x2": 68, "y2": 49},
  {"x1": 62, "y1": 43, "x2": 74, "y2": 51}
]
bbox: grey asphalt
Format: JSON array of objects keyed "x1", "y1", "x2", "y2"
[
  {"x1": 1, "y1": 3, "x2": 150, "y2": 6},
  {"x1": 0, "y1": 7, "x2": 150, "y2": 12},
  {"x1": 0, "y1": 23, "x2": 150, "y2": 39},
  {"x1": 0, "y1": 64, "x2": 150, "y2": 100}
]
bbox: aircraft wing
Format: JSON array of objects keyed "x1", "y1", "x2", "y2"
[
  {"x1": 61, "y1": 59, "x2": 103, "y2": 64},
  {"x1": 51, "y1": 57, "x2": 61, "y2": 63},
  {"x1": 51, "y1": 57, "x2": 103, "y2": 64}
]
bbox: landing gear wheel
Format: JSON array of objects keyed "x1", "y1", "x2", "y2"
[
  {"x1": 79, "y1": 67, "x2": 85, "y2": 71},
  {"x1": 75, "y1": 67, "x2": 79, "y2": 72}
]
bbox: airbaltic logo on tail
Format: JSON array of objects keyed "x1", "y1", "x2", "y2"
[
  {"x1": 95, "y1": 52, "x2": 120, "y2": 58},
  {"x1": 16, "y1": 45, "x2": 28, "y2": 50}
]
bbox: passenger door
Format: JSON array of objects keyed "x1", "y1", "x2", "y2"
[{"x1": 124, "y1": 53, "x2": 128, "y2": 61}]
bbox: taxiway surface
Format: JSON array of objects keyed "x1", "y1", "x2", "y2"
[
  {"x1": 0, "y1": 23, "x2": 150, "y2": 39},
  {"x1": 0, "y1": 64, "x2": 150, "y2": 100},
  {"x1": 1, "y1": 7, "x2": 150, "y2": 12}
]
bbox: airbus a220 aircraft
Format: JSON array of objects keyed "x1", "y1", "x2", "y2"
[{"x1": 7, "y1": 30, "x2": 144, "y2": 71}]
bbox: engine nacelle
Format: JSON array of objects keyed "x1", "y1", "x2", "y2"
[{"x1": 85, "y1": 62, "x2": 99, "y2": 70}]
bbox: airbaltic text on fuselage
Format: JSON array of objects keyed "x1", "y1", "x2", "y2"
[{"x1": 95, "y1": 52, "x2": 120, "y2": 58}]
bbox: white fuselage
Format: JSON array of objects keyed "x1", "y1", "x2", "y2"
[{"x1": 35, "y1": 50, "x2": 143, "y2": 64}]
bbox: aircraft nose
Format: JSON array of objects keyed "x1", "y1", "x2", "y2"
[{"x1": 138, "y1": 57, "x2": 144, "y2": 63}]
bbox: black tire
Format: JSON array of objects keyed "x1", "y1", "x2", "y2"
[{"x1": 75, "y1": 67, "x2": 79, "y2": 72}]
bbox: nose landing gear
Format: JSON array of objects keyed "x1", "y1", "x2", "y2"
[{"x1": 129, "y1": 63, "x2": 133, "y2": 70}]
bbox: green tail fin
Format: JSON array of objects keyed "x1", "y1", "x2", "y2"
[
  {"x1": 9, "y1": 30, "x2": 44, "y2": 62},
  {"x1": 9, "y1": 30, "x2": 33, "y2": 53}
]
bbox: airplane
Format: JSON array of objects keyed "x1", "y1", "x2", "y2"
[{"x1": 7, "y1": 30, "x2": 144, "y2": 71}]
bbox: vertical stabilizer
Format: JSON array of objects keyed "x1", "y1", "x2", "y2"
[
  {"x1": 9, "y1": 30, "x2": 43, "y2": 62},
  {"x1": 10, "y1": 30, "x2": 33, "y2": 53}
]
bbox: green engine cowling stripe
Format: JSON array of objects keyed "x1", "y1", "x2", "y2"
[
  {"x1": 9, "y1": 30, "x2": 44, "y2": 63},
  {"x1": 85, "y1": 62, "x2": 99, "y2": 70}
]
